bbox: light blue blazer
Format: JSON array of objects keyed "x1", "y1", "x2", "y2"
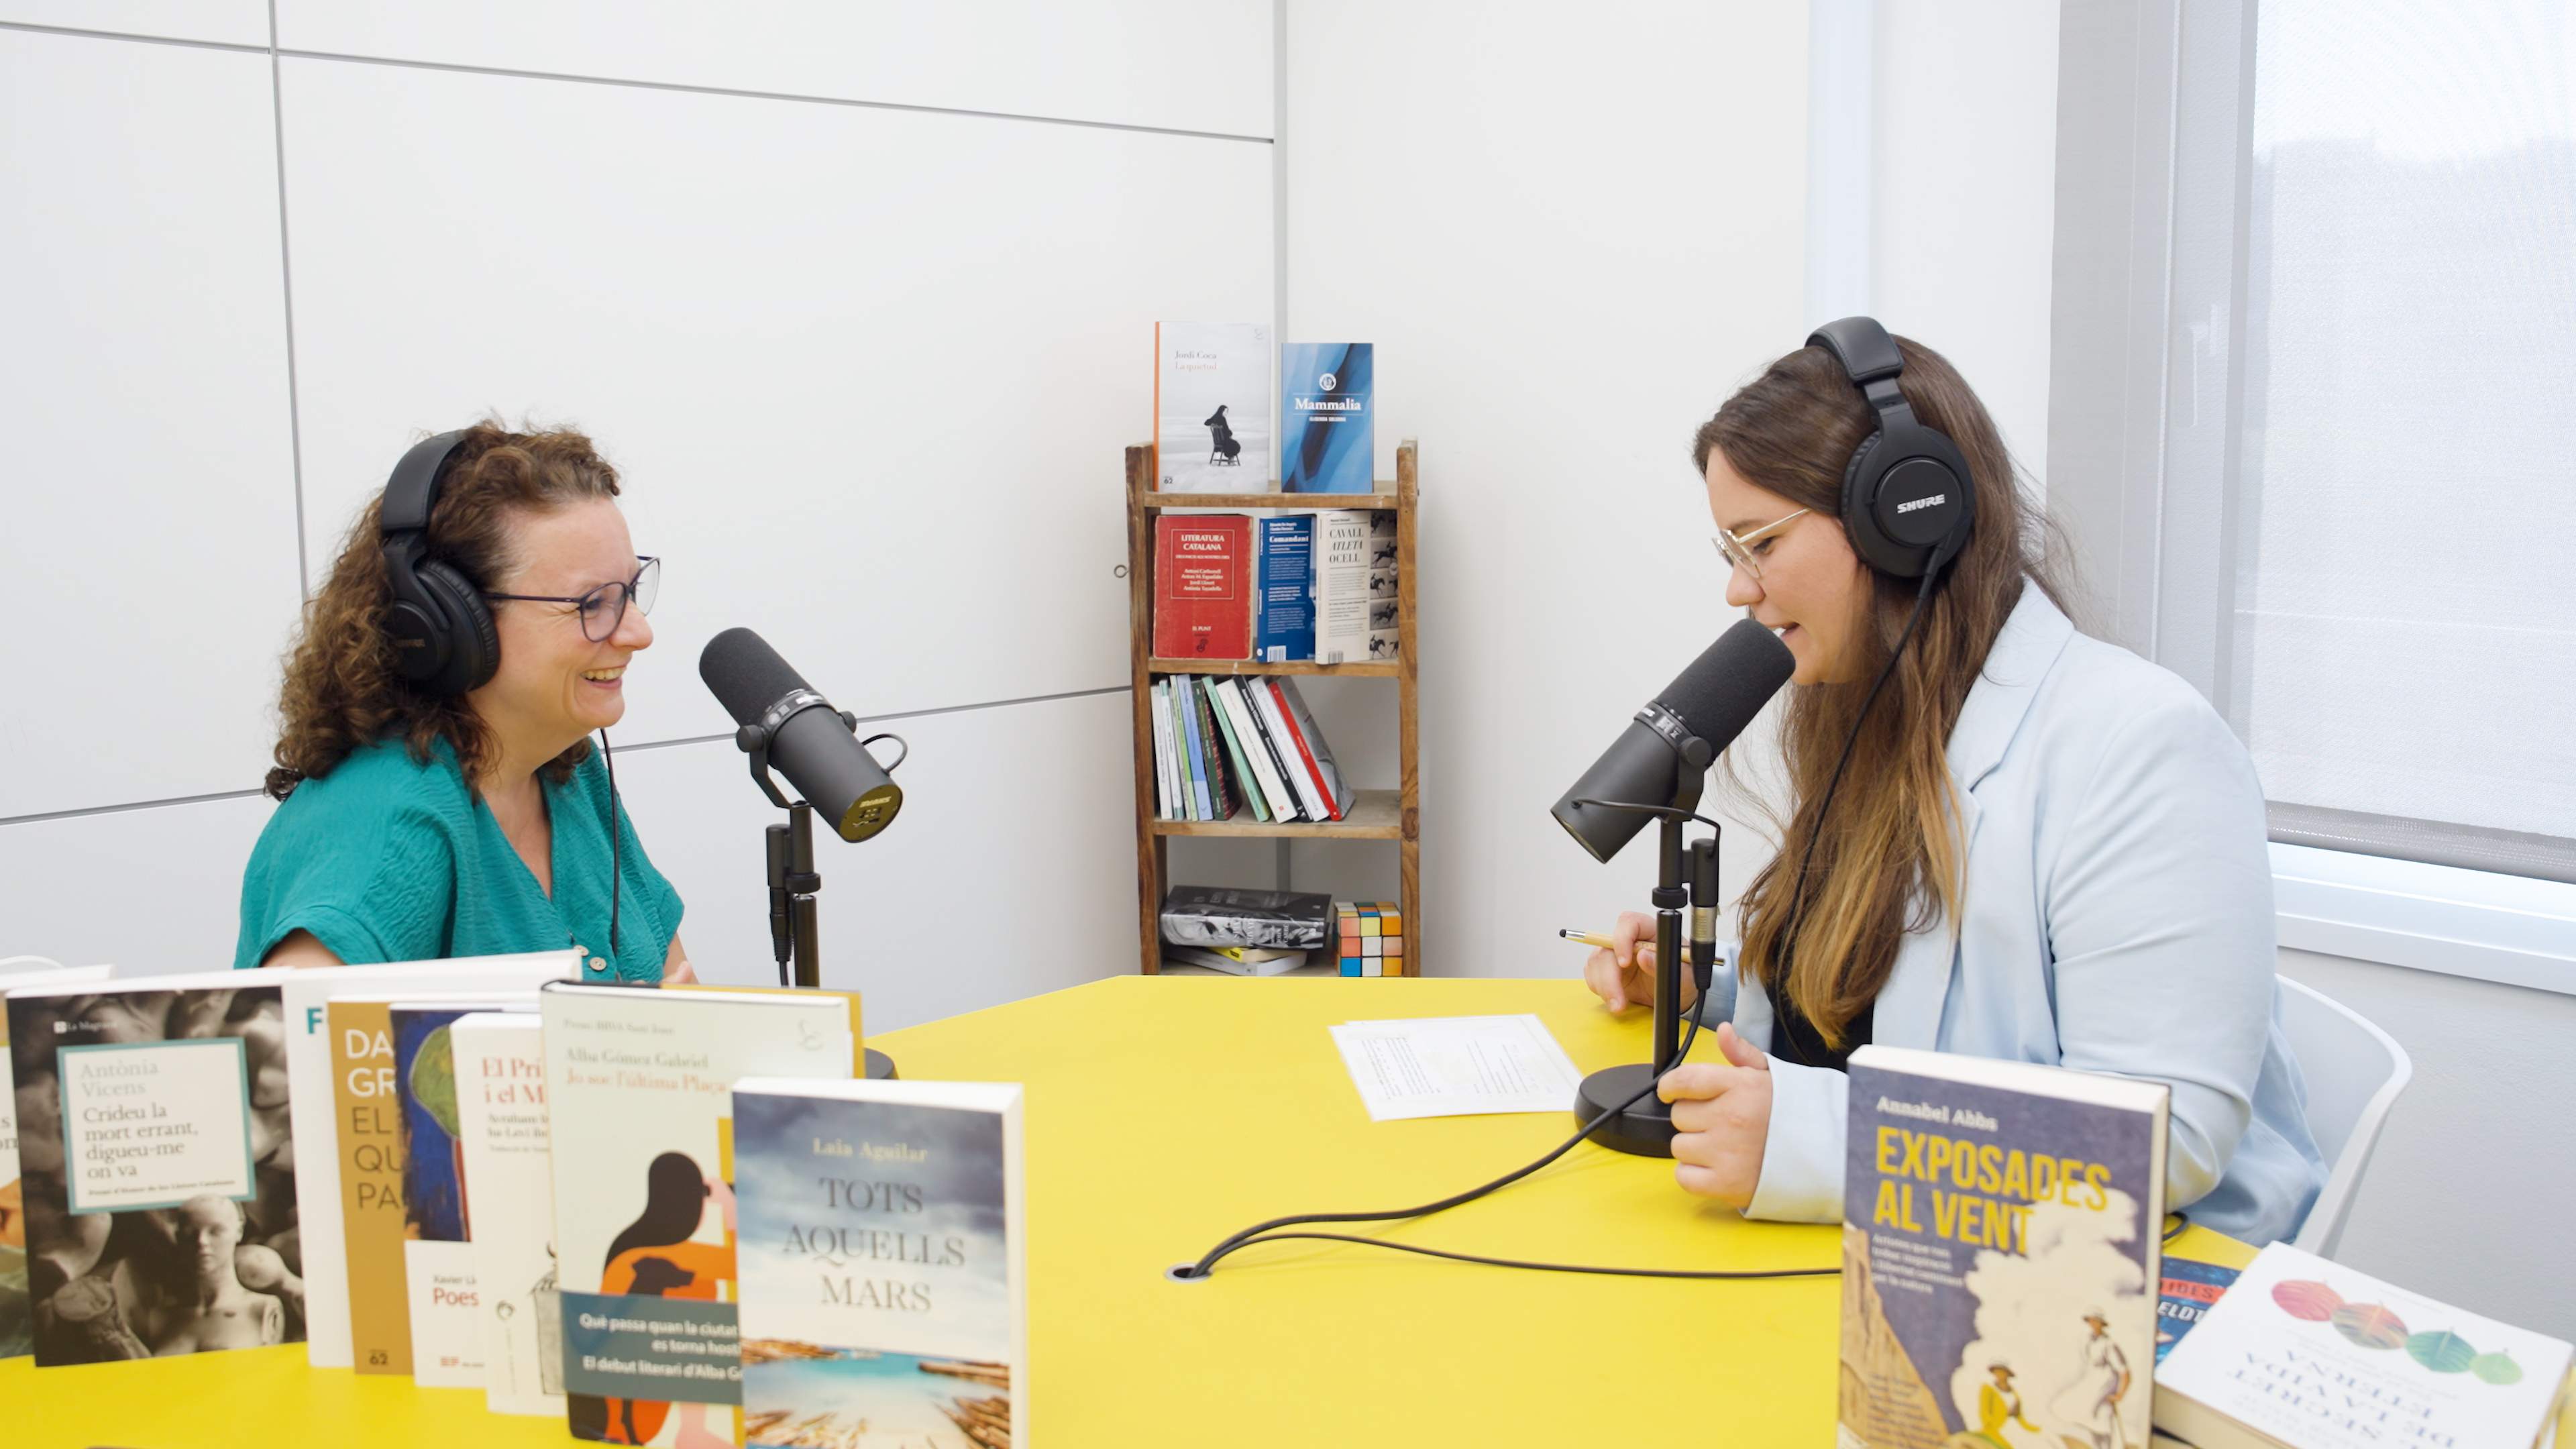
[{"x1": 1724, "y1": 584, "x2": 2326, "y2": 1246}]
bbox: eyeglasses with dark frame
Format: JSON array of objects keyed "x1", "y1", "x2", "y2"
[{"x1": 484, "y1": 556, "x2": 660, "y2": 642}]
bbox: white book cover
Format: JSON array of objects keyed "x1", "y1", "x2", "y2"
[
  {"x1": 1149, "y1": 679, "x2": 1177, "y2": 821},
  {"x1": 545, "y1": 984, "x2": 857, "y2": 1447},
  {"x1": 451, "y1": 1013, "x2": 564, "y2": 1417},
  {"x1": 732, "y1": 1077, "x2": 1026, "y2": 1449},
  {"x1": 0, "y1": 963, "x2": 115, "y2": 1360},
  {"x1": 282, "y1": 950, "x2": 578, "y2": 1368},
  {"x1": 1155, "y1": 320, "x2": 1272, "y2": 491},
  {"x1": 1271, "y1": 677, "x2": 1348, "y2": 818},
  {"x1": 1249, "y1": 678, "x2": 1332, "y2": 822},
  {"x1": 385, "y1": 997, "x2": 538, "y2": 1391},
  {"x1": 2156, "y1": 1240, "x2": 2573, "y2": 1449},
  {"x1": 1311, "y1": 508, "x2": 1374, "y2": 664},
  {"x1": 1213, "y1": 678, "x2": 1301, "y2": 823}
]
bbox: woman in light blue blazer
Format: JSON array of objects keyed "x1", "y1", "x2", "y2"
[{"x1": 1584, "y1": 325, "x2": 2325, "y2": 1246}]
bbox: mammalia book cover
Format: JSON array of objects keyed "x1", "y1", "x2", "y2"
[
  {"x1": 1, "y1": 963, "x2": 116, "y2": 1359},
  {"x1": 2155, "y1": 1240, "x2": 2573, "y2": 1449},
  {"x1": 1152, "y1": 515, "x2": 1253, "y2": 660},
  {"x1": 1253, "y1": 515, "x2": 1317, "y2": 661},
  {"x1": 2157, "y1": 1257, "x2": 2240, "y2": 1365},
  {"x1": 732, "y1": 1077, "x2": 1026, "y2": 1449},
  {"x1": 544, "y1": 983, "x2": 857, "y2": 1446},
  {"x1": 6, "y1": 969, "x2": 301, "y2": 1366},
  {"x1": 1155, "y1": 321, "x2": 1271, "y2": 492},
  {"x1": 1837, "y1": 1044, "x2": 2169, "y2": 1449},
  {"x1": 1280, "y1": 341, "x2": 1374, "y2": 493},
  {"x1": 451, "y1": 1012, "x2": 566, "y2": 1418},
  {"x1": 1159, "y1": 885, "x2": 1335, "y2": 950},
  {"x1": 1311, "y1": 508, "x2": 1375, "y2": 665},
  {"x1": 280, "y1": 950, "x2": 576, "y2": 1368}
]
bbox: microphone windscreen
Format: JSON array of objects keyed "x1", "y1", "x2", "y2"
[
  {"x1": 1655, "y1": 619, "x2": 1796, "y2": 754},
  {"x1": 699, "y1": 627, "x2": 810, "y2": 727}
]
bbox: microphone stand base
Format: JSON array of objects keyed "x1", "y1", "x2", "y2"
[
  {"x1": 863, "y1": 1047, "x2": 898, "y2": 1080},
  {"x1": 1574, "y1": 1063, "x2": 1675, "y2": 1158}
]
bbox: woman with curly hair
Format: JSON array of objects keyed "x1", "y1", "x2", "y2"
[{"x1": 234, "y1": 421, "x2": 693, "y2": 983}]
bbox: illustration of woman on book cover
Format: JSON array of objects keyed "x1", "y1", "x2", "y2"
[{"x1": 571, "y1": 1150, "x2": 734, "y2": 1448}]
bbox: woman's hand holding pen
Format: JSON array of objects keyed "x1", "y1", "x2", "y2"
[{"x1": 1575, "y1": 910, "x2": 1697, "y2": 1014}]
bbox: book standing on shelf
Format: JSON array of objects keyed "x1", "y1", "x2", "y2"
[
  {"x1": 390, "y1": 1000, "x2": 520, "y2": 1390},
  {"x1": 1366, "y1": 511, "x2": 1401, "y2": 661},
  {"x1": 1253, "y1": 515, "x2": 1316, "y2": 661},
  {"x1": 1214, "y1": 677, "x2": 1303, "y2": 822},
  {"x1": 5, "y1": 968, "x2": 301, "y2": 1366},
  {"x1": 1269, "y1": 677, "x2": 1348, "y2": 819},
  {"x1": 1155, "y1": 321, "x2": 1271, "y2": 492},
  {"x1": 1281, "y1": 341, "x2": 1375, "y2": 494},
  {"x1": 1837, "y1": 1044, "x2": 2169, "y2": 1449},
  {"x1": 1152, "y1": 515, "x2": 1252, "y2": 661},
  {"x1": 1311, "y1": 508, "x2": 1374, "y2": 665},
  {"x1": 2155, "y1": 1241, "x2": 2574, "y2": 1449},
  {"x1": 449, "y1": 1012, "x2": 566, "y2": 1419},
  {"x1": 1203, "y1": 679, "x2": 1273, "y2": 823},
  {"x1": 732, "y1": 1077, "x2": 1026, "y2": 1449},
  {"x1": 1248, "y1": 679, "x2": 1332, "y2": 822},
  {"x1": 1173, "y1": 675, "x2": 1211, "y2": 820}
]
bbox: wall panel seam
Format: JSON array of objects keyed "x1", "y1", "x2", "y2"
[
  {"x1": 0, "y1": 19, "x2": 268, "y2": 54},
  {"x1": 268, "y1": 0, "x2": 311, "y2": 598}
]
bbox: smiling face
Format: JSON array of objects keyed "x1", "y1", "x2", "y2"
[
  {"x1": 1705, "y1": 448, "x2": 1871, "y2": 684},
  {"x1": 466, "y1": 498, "x2": 653, "y2": 772}
]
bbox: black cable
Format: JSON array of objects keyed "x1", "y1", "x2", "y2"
[
  {"x1": 600, "y1": 727, "x2": 621, "y2": 957},
  {"x1": 1198, "y1": 1231, "x2": 1840, "y2": 1281}
]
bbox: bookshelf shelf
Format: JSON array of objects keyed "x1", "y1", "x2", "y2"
[
  {"x1": 1125, "y1": 440, "x2": 1422, "y2": 976},
  {"x1": 1145, "y1": 657, "x2": 1399, "y2": 678},
  {"x1": 1148, "y1": 788, "x2": 1404, "y2": 841}
]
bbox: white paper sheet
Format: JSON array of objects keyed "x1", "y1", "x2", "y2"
[{"x1": 1327, "y1": 1014, "x2": 1585, "y2": 1121}]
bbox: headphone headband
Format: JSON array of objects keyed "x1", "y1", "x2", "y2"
[
  {"x1": 380, "y1": 429, "x2": 470, "y2": 537},
  {"x1": 1805, "y1": 317, "x2": 1906, "y2": 386},
  {"x1": 1804, "y1": 317, "x2": 1976, "y2": 579}
]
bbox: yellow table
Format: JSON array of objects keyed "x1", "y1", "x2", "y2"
[{"x1": 5, "y1": 977, "x2": 2560, "y2": 1447}]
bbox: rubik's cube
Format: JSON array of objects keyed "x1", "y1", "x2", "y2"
[{"x1": 1336, "y1": 901, "x2": 1404, "y2": 977}]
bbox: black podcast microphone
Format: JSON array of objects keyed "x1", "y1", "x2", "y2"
[
  {"x1": 1550, "y1": 618, "x2": 1796, "y2": 861},
  {"x1": 699, "y1": 629, "x2": 904, "y2": 843}
]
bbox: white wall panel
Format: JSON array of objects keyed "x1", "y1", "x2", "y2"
[
  {"x1": 0, "y1": 31, "x2": 302, "y2": 817},
  {"x1": 0, "y1": 2, "x2": 266, "y2": 46},
  {"x1": 281, "y1": 58, "x2": 1271, "y2": 747},
  {"x1": 274, "y1": 0, "x2": 1273, "y2": 140},
  {"x1": 603, "y1": 690, "x2": 1137, "y2": 1033},
  {"x1": 0, "y1": 793, "x2": 274, "y2": 974}
]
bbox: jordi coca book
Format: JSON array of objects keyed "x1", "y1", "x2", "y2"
[
  {"x1": 2154, "y1": 1241, "x2": 2573, "y2": 1449},
  {"x1": 1152, "y1": 515, "x2": 1252, "y2": 660},
  {"x1": 1155, "y1": 320, "x2": 1271, "y2": 492},
  {"x1": 1837, "y1": 1044, "x2": 2169, "y2": 1449},
  {"x1": 732, "y1": 1077, "x2": 1026, "y2": 1449}
]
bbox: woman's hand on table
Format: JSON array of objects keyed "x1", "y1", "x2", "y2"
[
  {"x1": 1581, "y1": 910, "x2": 1697, "y2": 1014},
  {"x1": 1659, "y1": 1022, "x2": 1772, "y2": 1206}
]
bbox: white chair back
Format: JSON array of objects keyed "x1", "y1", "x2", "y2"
[{"x1": 2276, "y1": 975, "x2": 2412, "y2": 1259}]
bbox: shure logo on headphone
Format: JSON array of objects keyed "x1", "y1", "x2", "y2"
[{"x1": 1896, "y1": 494, "x2": 1947, "y2": 515}]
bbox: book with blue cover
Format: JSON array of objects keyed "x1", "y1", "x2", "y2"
[
  {"x1": 1253, "y1": 515, "x2": 1316, "y2": 661},
  {"x1": 732, "y1": 1077, "x2": 1025, "y2": 1449},
  {"x1": 1838, "y1": 1044, "x2": 2169, "y2": 1449},
  {"x1": 1281, "y1": 342, "x2": 1374, "y2": 493}
]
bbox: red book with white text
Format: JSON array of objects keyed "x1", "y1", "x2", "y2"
[{"x1": 1153, "y1": 516, "x2": 1253, "y2": 659}]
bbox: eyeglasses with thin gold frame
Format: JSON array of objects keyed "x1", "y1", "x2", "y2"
[{"x1": 1711, "y1": 508, "x2": 1811, "y2": 580}]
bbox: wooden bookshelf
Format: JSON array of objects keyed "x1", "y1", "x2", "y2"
[{"x1": 1125, "y1": 440, "x2": 1421, "y2": 976}]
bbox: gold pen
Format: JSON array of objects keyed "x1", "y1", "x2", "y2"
[{"x1": 1557, "y1": 928, "x2": 1618, "y2": 950}]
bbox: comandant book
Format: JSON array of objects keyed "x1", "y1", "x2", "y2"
[
  {"x1": 1837, "y1": 1043, "x2": 2170, "y2": 1449},
  {"x1": 733, "y1": 1077, "x2": 1026, "y2": 1449},
  {"x1": 544, "y1": 982, "x2": 859, "y2": 1447},
  {"x1": 0, "y1": 962, "x2": 114, "y2": 1360},
  {"x1": 5, "y1": 967, "x2": 301, "y2": 1366},
  {"x1": 1280, "y1": 341, "x2": 1375, "y2": 493},
  {"x1": 450, "y1": 1012, "x2": 565, "y2": 1418},
  {"x1": 2155, "y1": 1240, "x2": 2573, "y2": 1449},
  {"x1": 1155, "y1": 320, "x2": 1272, "y2": 492},
  {"x1": 281, "y1": 949, "x2": 577, "y2": 1369}
]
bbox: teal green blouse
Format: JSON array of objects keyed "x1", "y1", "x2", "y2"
[{"x1": 234, "y1": 736, "x2": 683, "y2": 982}]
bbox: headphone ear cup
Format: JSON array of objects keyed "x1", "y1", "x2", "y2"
[
  {"x1": 1839, "y1": 431, "x2": 1916, "y2": 578},
  {"x1": 414, "y1": 559, "x2": 500, "y2": 696}
]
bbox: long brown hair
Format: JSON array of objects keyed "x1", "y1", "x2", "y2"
[
  {"x1": 265, "y1": 421, "x2": 622, "y2": 800},
  {"x1": 1694, "y1": 339, "x2": 2072, "y2": 1046}
]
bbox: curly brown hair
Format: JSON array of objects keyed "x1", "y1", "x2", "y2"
[{"x1": 265, "y1": 421, "x2": 623, "y2": 800}]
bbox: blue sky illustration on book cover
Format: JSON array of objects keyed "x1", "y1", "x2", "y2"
[
  {"x1": 735, "y1": 1091, "x2": 1012, "y2": 1449},
  {"x1": 1281, "y1": 341, "x2": 1373, "y2": 492},
  {"x1": 392, "y1": 1008, "x2": 470, "y2": 1243},
  {"x1": 1840, "y1": 1059, "x2": 2161, "y2": 1449}
]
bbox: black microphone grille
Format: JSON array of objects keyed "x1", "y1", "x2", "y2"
[
  {"x1": 1654, "y1": 619, "x2": 1796, "y2": 753},
  {"x1": 698, "y1": 627, "x2": 810, "y2": 728}
]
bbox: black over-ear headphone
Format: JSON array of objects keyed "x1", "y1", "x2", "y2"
[
  {"x1": 1805, "y1": 317, "x2": 1976, "y2": 579},
  {"x1": 380, "y1": 429, "x2": 502, "y2": 697}
]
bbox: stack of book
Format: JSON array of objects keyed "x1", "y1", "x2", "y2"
[
  {"x1": 1, "y1": 964, "x2": 1030, "y2": 1448},
  {"x1": 1159, "y1": 886, "x2": 1334, "y2": 975},
  {"x1": 1151, "y1": 510, "x2": 1397, "y2": 667},
  {"x1": 1148, "y1": 672, "x2": 1349, "y2": 824},
  {"x1": 1335, "y1": 902, "x2": 1403, "y2": 977}
]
